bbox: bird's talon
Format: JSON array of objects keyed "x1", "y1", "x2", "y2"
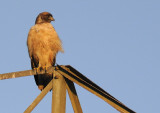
[
  {"x1": 34, "y1": 67, "x2": 41, "y2": 74},
  {"x1": 40, "y1": 66, "x2": 48, "y2": 73}
]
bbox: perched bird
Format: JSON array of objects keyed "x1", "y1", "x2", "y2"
[{"x1": 27, "y1": 12, "x2": 64, "y2": 90}]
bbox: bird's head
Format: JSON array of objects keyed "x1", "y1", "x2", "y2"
[{"x1": 35, "y1": 12, "x2": 55, "y2": 24}]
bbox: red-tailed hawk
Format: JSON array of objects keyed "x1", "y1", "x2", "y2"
[{"x1": 27, "y1": 12, "x2": 64, "y2": 90}]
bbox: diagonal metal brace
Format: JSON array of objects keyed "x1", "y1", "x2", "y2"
[
  {"x1": 56, "y1": 65, "x2": 135, "y2": 113},
  {"x1": 24, "y1": 79, "x2": 53, "y2": 113}
]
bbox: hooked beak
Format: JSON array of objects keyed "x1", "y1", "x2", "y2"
[{"x1": 49, "y1": 16, "x2": 55, "y2": 21}]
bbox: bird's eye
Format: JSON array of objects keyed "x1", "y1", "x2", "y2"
[{"x1": 47, "y1": 14, "x2": 51, "y2": 18}]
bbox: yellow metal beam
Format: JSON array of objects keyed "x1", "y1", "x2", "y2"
[{"x1": 0, "y1": 66, "x2": 55, "y2": 80}]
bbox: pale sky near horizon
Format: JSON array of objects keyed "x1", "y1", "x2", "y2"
[{"x1": 0, "y1": 0, "x2": 160, "y2": 113}]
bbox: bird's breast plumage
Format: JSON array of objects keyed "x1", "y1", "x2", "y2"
[{"x1": 27, "y1": 23, "x2": 63, "y2": 67}]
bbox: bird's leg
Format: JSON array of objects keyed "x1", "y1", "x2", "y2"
[
  {"x1": 34, "y1": 66, "x2": 49, "y2": 74},
  {"x1": 41, "y1": 66, "x2": 48, "y2": 73},
  {"x1": 34, "y1": 67, "x2": 41, "y2": 74}
]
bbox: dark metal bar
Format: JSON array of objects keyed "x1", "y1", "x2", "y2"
[
  {"x1": 56, "y1": 65, "x2": 135, "y2": 113},
  {"x1": 65, "y1": 65, "x2": 118, "y2": 101},
  {"x1": 65, "y1": 78, "x2": 83, "y2": 113}
]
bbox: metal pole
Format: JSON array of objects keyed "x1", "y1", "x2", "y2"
[{"x1": 52, "y1": 71, "x2": 66, "y2": 113}]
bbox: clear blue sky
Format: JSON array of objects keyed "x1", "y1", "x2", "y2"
[{"x1": 0, "y1": 0, "x2": 159, "y2": 113}]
